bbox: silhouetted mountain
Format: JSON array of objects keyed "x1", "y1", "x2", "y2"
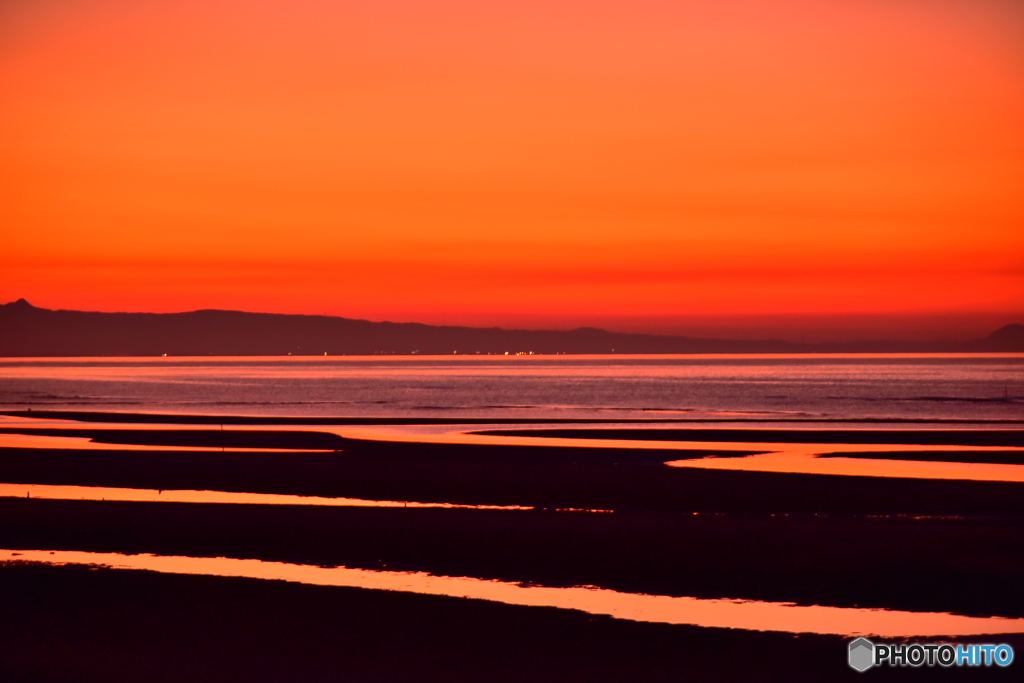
[
  {"x1": 967, "y1": 323, "x2": 1024, "y2": 352},
  {"x1": 0, "y1": 300, "x2": 1020, "y2": 356}
]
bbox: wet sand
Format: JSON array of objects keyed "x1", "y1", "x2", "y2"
[
  {"x1": 2, "y1": 562, "x2": 1022, "y2": 683},
  {"x1": 13, "y1": 549, "x2": 1024, "y2": 637},
  {"x1": 1, "y1": 411, "x2": 1022, "y2": 680},
  {"x1": 476, "y1": 427, "x2": 1024, "y2": 447},
  {"x1": 0, "y1": 427, "x2": 349, "y2": 450},
  {"x1": 2, "y1": 496, "x2": 1023, "y2": 618},
  {"x1": 2, "y1": 440, "x2": 1023, "y2": 515}
]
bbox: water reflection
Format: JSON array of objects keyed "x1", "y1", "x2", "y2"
[
  {"x1": 3, "y1": 549, "x2": 1022, "y2": 638},
  {"x1": 665, "y1": 445, "x2": 1024, "y2": 482},
  {"x1": 0, "y1": 431, "x2": 299, "y2": 452},
  {"x1": 0, "y1": 483, "x2": 537, "y2": 511},
  {"x1": 4, "y1": 415, "x2": 1023, "y2": 483}
]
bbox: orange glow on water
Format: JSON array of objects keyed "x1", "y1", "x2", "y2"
[
  {"x1": 1, "y1": 1, "x2": 1022, "y2": 330},
  {"x1": 0, "y1": 483, "x2": 536, "y2": 510},
  {"x1": 4, "y1": 549, "x2": 1023, "y2": 637},
  {"x1": 664, "y1": 447, "x2": 1024, "y2": 483}
]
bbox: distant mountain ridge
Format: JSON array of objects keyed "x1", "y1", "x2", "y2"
[{"x1": 1, "y1": 299, "x2": 1021, "y2": 356}]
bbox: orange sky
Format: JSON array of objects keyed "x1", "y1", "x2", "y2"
[{"x1": 1, "y1": 0, "x2": 1022, "y2": 339}]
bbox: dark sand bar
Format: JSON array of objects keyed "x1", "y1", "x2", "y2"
[
  {"x1": 2, "y1": 410, "x2": 1023, "y2": 680},
  {"x1": 14, "y1": 560, "x2": 1017, "y2": 683},
  {"x1": 3, "y1": 496, "x2": 1024, "y2": 618}
]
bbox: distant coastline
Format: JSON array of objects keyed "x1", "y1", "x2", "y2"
[{"x1": 2, "y1": 298, "x2": 1021, "y2": 356}]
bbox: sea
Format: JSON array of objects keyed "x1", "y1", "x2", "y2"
[{"x1": 0, "y1": 354, "x2": 1021, "y2": 423}]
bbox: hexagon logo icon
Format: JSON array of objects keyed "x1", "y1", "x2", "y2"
[{"x1": 848, "y1": 637, "x2": 875, "y2": 672}]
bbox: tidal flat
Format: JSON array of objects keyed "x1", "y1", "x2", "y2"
[{"x1": 1, "y1": 406, "x2": 1023, "y2": 681}]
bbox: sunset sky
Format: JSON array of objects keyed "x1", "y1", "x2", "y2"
[{"x1": 2, "y1": 0, "x2": 1022, "y2": 340}]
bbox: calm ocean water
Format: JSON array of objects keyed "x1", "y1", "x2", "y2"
[{"x1": 0, "y1": 354, "x2": 1021, "y2": 422}]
